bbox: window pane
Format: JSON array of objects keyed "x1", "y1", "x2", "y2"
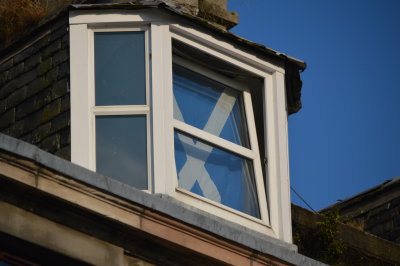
[
  {"x1": 173, "y1": 65, "x2": 249, "y2": 148},
  {"x1": 95, "y1": 32, "x2": 146, "y2": 106},
  {"x1": 96, "y1": 115, "x2": 147, "y2": 190},
  {"x1": 174, "y1": 131, "x2": 260, "y2": 218}
]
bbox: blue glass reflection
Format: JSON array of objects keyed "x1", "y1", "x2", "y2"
[
  {"x1": 95, "y1": 32, "x2": 146, "y2": 106},
  {"x1": 96, "y1": 115, "x2": 147, "y2": 190},
  {"x1": 174, "y1": 131, "x2": 260, "y2": 218},
  {"x1": 173, "y1": 65, "x2": 249, "y2": 148}
]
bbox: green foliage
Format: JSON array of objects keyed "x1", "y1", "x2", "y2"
[
  {"x1": 316, "y1": 208, "x2": 346, "y2": 264},
  {"x1": 293, "y1": 208, "x2": 346, "y2": 265}
]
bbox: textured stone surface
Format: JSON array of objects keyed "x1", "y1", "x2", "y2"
[
  {"x1": 322, "y1": 177, "x2": 400, "y2": 245},
  {"x1": 0, "y1": 16, "x2": 70, "y2": 160},
  {"x1": 292, "y1": 204, "x2": 400, "y2": 265}
]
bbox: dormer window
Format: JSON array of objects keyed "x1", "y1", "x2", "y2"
[{"x1": 70, "y1": 8, "x2": 294, "y2": 242}]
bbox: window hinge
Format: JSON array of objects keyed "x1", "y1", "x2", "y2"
[{"x1": 264, "y1": 157, "x2": 268, "y2": 165}]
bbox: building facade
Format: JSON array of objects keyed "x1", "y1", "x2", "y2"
[{"x1": 0, "y1": 1, "x2": 324, "y2": 265}]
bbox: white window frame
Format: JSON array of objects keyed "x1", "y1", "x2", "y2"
[
  {"x1": 71, "y1": 23, "x2": 153, "y2": 191},
  {"x1": 172, "y1": 56, "x2": 270, "y2": 227},
  {"x1": 70, "y1": 9, "x2": 293, "y2": 243},
  {"x1": 89, "y1": 26, "x2": 152, "y2": 191}
]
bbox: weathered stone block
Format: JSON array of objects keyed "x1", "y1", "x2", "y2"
[
  {"x1": 24, "y1": 53, "x2": 42, "y2": 72},
  {"x1": 60, "y1": 94, "x2": 70, "y2": 113},
  {"x1": 9, "y1": 62, "x2": 24, "y2": 80},
  {"x1": 31, "y1": 122, "x2": 52, "y2": 144},
  {"x1": 45, "y1": 67, "x2": 59, "y2": 84},
  {"x1": 16, "y1": 96, "x2": 35, "y2": 120},
  {"x1": 0, "y1": 70, "x2": 9, "y2": 85},
  {"x1": 60, "y1": 128, "x2": 70, "y2": 146},
  {"x1": 53, "y1": 49, "x2": 69, "y2": 67},
  {"x1": 20, "y1": 132, "x2": 33, "y2": 142},
  {"x1": 26, "y1": 77, "x2": 50, "y2": 99},
  {"x1": 61, "y1": 32, "x2": 69, "y2": 47},
  {"x1": 391, "y1": 197, "x2": 400, "y2": 208},
  {"x1": 42, "y1": 39, "x2": 62, "y2": 59},
  {"x1": 6, "y1": 87, "x2": 27, "y2": 110},
  {"x1": 36, "y1": 89, "x2": 53, "y2": 108},
  {"x1": 0, "y1": 99, "x2": 6, "y2": 113},
  {"x1": 39, "y1": 133, "x2": 61, "y2": 152},
  {"x1": 17, "y1": 69, "x2": 37, "y2": 88},
  {"x1": 38, "y1": 57, "x2": 53, "y2": 75},
  {"x1": 8, "y1": 119, "x2": 25, "y2": 138},
  {"x1": 0, "y1": 58, "x2": 13, "y2": 73},
  {"x1": 50, "y1": 24, "x2": 68, "y2": 43},
  {"x1": 40, "y1": 99, "x2": 62, "y2": 124},
  {"x1": 58, "y1": 61, "x2": 69, "y2": 79},
  {"x1": 16, "y1": 88, "x2": 52, "y2": 120},
  {"x1": 55, "y1": 145, "x2": 71, "y2": 160},
  {"x1": 51, "y1": 112, "x2": 70, "y2": 134},
  {"x1": 13, "y1": 47, "x2": 34, "y2": 65},
  {"x1": 383, "y1": 220, "x2": 394, "y2": 232},
  {"x1": 0, "y1": 108, "x2": 15, "y2": 129},
  {"x1": 52, "y1": 78, "x2": 68, "y2": 99},
  {"x1": 0, "y1": 79, "x2": 18, "y2": 99},
  {"x1": 32, "y1": 35, "x2": 51, "y2": 54}
]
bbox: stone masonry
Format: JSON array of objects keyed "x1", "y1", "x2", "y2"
[
  {"x1": 0, "y1": 16, "x2": 70, "y2": 160},
  {"x1": 322, "y1": 177, "x2": 400, "y2": 245}
]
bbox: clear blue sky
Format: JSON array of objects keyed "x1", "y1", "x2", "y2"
[{"x1": 228, "y1": 0, "x2": 400, "y2": 211}]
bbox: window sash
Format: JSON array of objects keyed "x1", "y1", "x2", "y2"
[
  {"x1": 172, "y1": 56, "x2": 267, "y2": 222},
  {"x1": 88, "y1": 26, "x2": 152, "y2": 191}
]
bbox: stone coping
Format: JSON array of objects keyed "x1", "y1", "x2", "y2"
[{"x1": 0, "y1": 133, "x2": 325, "y2": 266}]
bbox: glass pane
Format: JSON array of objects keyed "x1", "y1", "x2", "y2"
[
  {"x1": 95, "y1": 32, "x2": 146, "y2": 105},
  {"x1": 173, "y1": 65, "x2": 249, "y2": 148},
  {"x1": 174, "y1": 131, "x2": 260, "y2": 218},
  {"x1": 96, "y1": 115, "x2": 147, "y2": 190}
]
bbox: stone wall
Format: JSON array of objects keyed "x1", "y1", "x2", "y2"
[
  {"x1": 329, "y1": 177, "x2": 400, "y2": 245},
  {"x1": 292, "y1": 204, "x2": 400, "y2": 265},
  {"x1": 363, "y1": 195, "x2": 400, "y2": 244},
  {"x1": 0, "y1": 16, "x2": 70, "y2": 160}
]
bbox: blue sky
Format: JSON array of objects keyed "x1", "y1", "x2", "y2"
[{"x1": 228, "y1": 0, "x2": 400, "y2": 210}]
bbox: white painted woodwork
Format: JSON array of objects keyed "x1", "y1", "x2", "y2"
[{"x1": 69, "y1": 8, "x2": 293, "y2": 242}]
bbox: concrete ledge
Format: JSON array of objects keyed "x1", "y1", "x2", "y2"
[{"x1": 0, "y1": 133, "x2": 325, "y2": 265}]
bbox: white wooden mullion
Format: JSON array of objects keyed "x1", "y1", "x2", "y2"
[
  {"x1": 151, "y1": 22, "x2": 174, "y2": 195},
  {"x1": 92, "y1": 105, "x2": 150, "y2": 115},
  {"x1": 173, "y1": 120, "x2": 255, "y2": 160},
  {"x1": 70, "y1": 24, "x2": 90, "y2": 169},
  {"x1": 242, "y1": 90, "x2": 270, "y2": 226},
  {"x1": 91, "y1": 26, "x2": 148, "y2": 32},
  {"x1": 88, "y1": 27, "x2": 96, "y2": 171},
  {"x1": 144, "y1": 27, "x2": 152, "y2": 192},
  {"x1": 273, "y1": 71, "x2": 292, "y2": 243}
]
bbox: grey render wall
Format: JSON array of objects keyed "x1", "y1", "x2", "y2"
[{"x1": 0, "y1": 16, "x2": 70, "y2": 160}]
